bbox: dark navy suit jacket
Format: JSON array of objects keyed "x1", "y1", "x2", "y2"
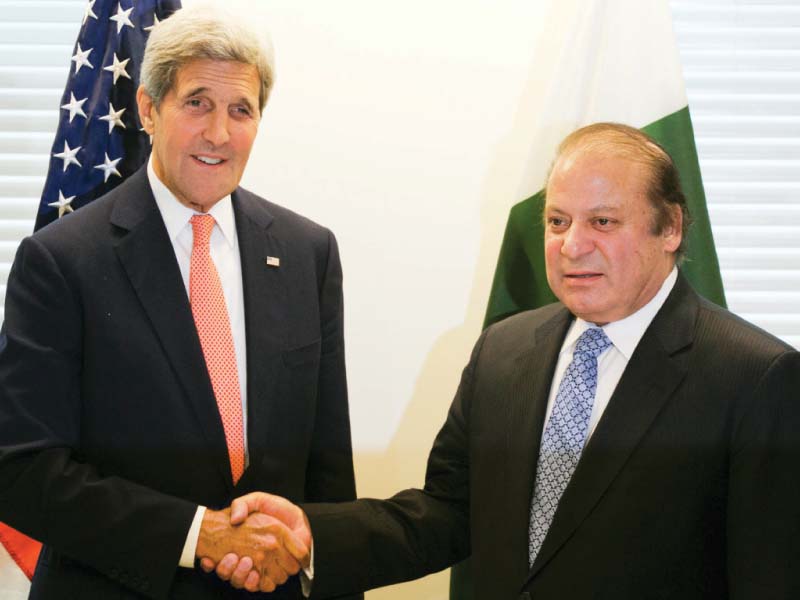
[{"x1": 0, "y1": 167, "x2": 359, "y2": 599}]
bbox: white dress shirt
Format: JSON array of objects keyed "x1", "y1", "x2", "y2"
[
  {"x1": 543, "y1": 268, "x2": 678, "y2": 442},
  {"x1": 147, "y1": 159, "x2": 248, "y2": 568}
]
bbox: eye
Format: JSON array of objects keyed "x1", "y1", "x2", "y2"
[
  {"x1": 231, "y1": 105, "x2": 253, "y2": 119},
  {"x1": 184, "y1": 97, "x2": 209, "y2": 112},
  {"x1": 593, "y1": 217, "x2": 616, "y2": 229},
  {"x1": 546, "y1": 216, "x2": 569, "y2": 231}
]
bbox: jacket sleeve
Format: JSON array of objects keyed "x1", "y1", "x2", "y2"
[
  {"x1": 727, "y1": 349, "x2": 800, "y2": 599},
  {"x1": 302, "y1": 330, "x2": 486, "y2": 598},
  {"x1": 0, "y1": 236, "x2": 197, "y2": 600},
  {"x1": 303, "y1": 230, "x2": 357, "y2": 504}
]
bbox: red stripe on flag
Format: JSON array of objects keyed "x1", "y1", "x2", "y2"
[{"x1": 0, "y1": 522, "x2": 41, "y2": 580}]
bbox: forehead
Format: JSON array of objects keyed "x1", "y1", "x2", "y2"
[
  {"x1": 545, "y1": 151, "x2": 650, "y2": 212},
  {"x1": 172, "y1": 58, "x2": 260, "y2": 100}
]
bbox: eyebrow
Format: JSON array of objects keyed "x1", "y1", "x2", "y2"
[
  {"x1": 586, "y1": 204, "x2": 621, "y2": 214},
  {"x1": 183, "y1": 86, "x2": 209, "y2": 99},
  {"x1": 543, "y1": 204, "x2": 623, "y2": 219}
]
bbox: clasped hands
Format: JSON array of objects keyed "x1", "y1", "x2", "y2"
[{"x1": 196, "y1": 492, "x2": 312, "y2": 593}]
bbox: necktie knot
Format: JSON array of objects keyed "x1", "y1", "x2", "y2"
[
  {"x1": 574, "y1": 327, "x2": 611, "y2": 358},
  {"x1": 191, "y1": 214, "x2": 215, "y2": 248}
]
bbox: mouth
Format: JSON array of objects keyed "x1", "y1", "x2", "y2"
[
  {"x1": 564, "y1": 271, "x2": 603, "y2": 282},
  {"x1": 192, "y1": 154, "x2": 226, "y2": 166}
]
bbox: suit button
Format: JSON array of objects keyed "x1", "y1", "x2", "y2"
[{"x1": 110, "y1": 567, "x2": 120, "y2": 579}]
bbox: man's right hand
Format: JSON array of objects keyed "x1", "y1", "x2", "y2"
[{"x1": 196, "y1": 504, "x2": 310, "y2": 593}]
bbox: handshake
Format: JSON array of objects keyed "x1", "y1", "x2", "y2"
[{"x1": 196, "y1": 492, "x2": 311, "y2": 594}]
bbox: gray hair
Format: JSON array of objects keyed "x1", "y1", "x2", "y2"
[{"x1": 140, "y1": 5, "x2": 274, "y2": 113}]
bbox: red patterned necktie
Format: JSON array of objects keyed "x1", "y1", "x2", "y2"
[{"x1": 189, "y1": 214, "x2": 244, "y2": 483}]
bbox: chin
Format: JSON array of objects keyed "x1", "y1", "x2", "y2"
[{"x1": 566, "y1": 301, "x2": 612, "y2": 324}]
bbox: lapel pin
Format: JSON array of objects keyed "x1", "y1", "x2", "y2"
[{"x1": 265, "y1": 256, "x2": 281, "y2": 267}]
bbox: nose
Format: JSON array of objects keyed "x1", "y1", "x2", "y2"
[
  {"x1": 202, "y1": 110, "x2": 230, "y2": 147},
  {"x1": 560, "y1": 223, "x2": 594, "y2": 259}
]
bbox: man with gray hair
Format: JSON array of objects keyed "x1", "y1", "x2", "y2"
[{"x1": 0, "y1": 7, "x2": 358, "y2": 599}]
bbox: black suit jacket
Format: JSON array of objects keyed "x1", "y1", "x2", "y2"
[
  {"x1": 0, "y1": 168, "x2": 359, "y2": 599},
  {"x1": 305, "y1": 273, "x2": 800, "y2": 599}
]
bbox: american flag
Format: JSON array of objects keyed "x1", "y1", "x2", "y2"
[
  {"x1": 34, "y1": 0, "x2": 181, "y2": 231},
  {"x1": 1, "y1": 0, "x2": 181, "y2": 586}
]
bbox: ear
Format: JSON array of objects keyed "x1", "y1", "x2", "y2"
[
  {"x1": 136, "y1": 86, "x2": 155, "y2": 135},
  {"x1": 662, "y1": 205, "x2": 683, "y2": 253}
]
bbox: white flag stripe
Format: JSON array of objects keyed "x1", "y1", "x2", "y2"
[{"x1": 515, "y1": 0, "x2": 688, "y2": 199}]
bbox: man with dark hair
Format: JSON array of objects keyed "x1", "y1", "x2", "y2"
[
  {"x1": 220, "y1": 122, "x2": 799, "y2": 599},
  {"x1": 0, "y1": 7, "x2": 358, "y2": 599}
]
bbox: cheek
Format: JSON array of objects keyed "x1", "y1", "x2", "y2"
[
  {"x1": 233, "y1": 121, "x2": 258, "y2": 146},
  {"x1": 543, "y1": 235, "x2": 560, "y2": 257}
]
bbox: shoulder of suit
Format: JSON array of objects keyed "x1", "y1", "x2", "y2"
[
  {"x1": 235, "y1": 186, "x2": 333, "y2": 239},
  {"x1": 484, "y1": 302, "x2": 567, "y2": 340},
  {"x1": 29, "y1": 176, "x2": 134, "y2": 252},
  {"x1": 693, "y1": 294, "x2": 795, "y2": 359}
]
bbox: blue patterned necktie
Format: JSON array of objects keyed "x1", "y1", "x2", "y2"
[{"x1": 528, "y1": 326, "x2": 612, "y2": 566}]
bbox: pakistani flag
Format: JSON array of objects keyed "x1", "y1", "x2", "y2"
[{"x1": 451, "y1": 0, "x2": 725, "y2": 597}]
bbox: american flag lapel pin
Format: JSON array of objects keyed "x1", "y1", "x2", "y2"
[{"x1": 265, "y1": 256, "x2": 280, "y2": 267}]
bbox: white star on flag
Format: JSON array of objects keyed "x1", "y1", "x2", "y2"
[
  {"x1": 48, "y1": 191, "x2": 76, "y2": 218},
  {"x1": 104, "y1": 53, "x2": 131, "y2": 85},
  {"x1": 110, "y1": 4, "x2": 135, "y2": 34},
  {"x1": 144, "y1": 14, "x2": 161, "y2": 32},
  {"x1": 53, "y1": 141, "x2": 82, "y2": 172},
  {"x1": 99, "y1": 102, "x2": 126, "y2": 134},
  {"x1": 94, "y1": 153, "x2": 122, "y2": 183},
  {"x1": 61, "y1": 92, "x2": 87, "y2": 123},
  {"x1": 82, "y1": 0, "x2": 98, "y2": 25},
  {"x1": 71, "y1": 43, "x2": 94, "y2": 74}
]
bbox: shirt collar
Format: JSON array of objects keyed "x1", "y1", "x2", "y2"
[
  {"x1": 561, "y1": 267, "x2": 678, "y2": 360},
  {"x1": 147, "y1": 157, "x2": 237, "y2": 248}
]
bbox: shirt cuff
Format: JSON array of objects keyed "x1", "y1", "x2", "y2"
[
  {"x1": 300, "y1": 541, "x2": 314, "y2": 597},
  {"x1": 179, "y1": 505, "x2": 207, "y2": 568}
]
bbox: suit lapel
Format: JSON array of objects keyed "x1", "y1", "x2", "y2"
[
  {"x1": 231, "y1": 189, "x2": 288, "y2": 481},
  {"x1": 110, "y1": 169, "x2": 232, "y2": 490},
  {"x1": 526, "y1": 274, "x2": 698, "y2": 583},
  {"x1": 505, "y1": 307, "x2": 572, "y2": 582}
]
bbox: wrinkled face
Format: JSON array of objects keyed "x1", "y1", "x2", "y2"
[
  {"x1": 543, "y1": 152, "x2": 681, "y2": 325},
  {"x1": 137, "y1": 59, "x2": 261, "y2": 212}
]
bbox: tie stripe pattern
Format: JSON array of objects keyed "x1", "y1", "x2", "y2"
[
  {"x1": 189, "y1": 214, "x2": 245, "y2": 484},
  {"x1": 528, "y1": 326, "x2": 612, "y2": 566}
]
